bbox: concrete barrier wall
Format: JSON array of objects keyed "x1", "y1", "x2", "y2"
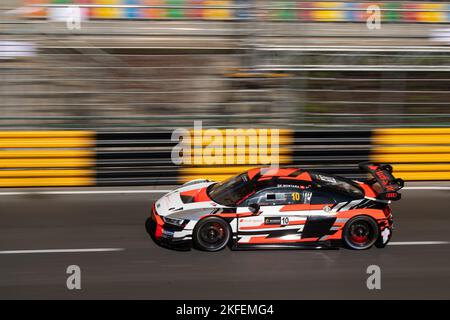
[
  {"x1": 0, "y1": 131, "x2": 95, "y2": 187},
  {"x1": 1, "y1": 128, "x2": 448, "y2": 187},
  {"x1": 372, "y1": 128, "x2": 450, "y2": 181}
]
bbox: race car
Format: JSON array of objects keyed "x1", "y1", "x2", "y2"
[{"x1": 146, "y1": 162, "x2": 403, "y2": 251}]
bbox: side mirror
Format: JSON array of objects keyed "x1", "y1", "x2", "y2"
[{"x1": 248, "y1": 203, "x2": 260, "y2": 215}]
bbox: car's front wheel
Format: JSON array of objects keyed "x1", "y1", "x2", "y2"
[
  {"x1": 342, "y1": 216, "x2": 379, "y2": 250},
  {"x1": 193, "y1": 217, "x2": 231, "y2": 251}
]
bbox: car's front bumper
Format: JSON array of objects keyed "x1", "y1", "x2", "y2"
[{"x1": 146, "y1": 204, "x2": 192, "y2": 251}]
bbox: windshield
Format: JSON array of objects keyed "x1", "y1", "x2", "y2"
[
  {"x1": 207, "y1": 173, "x2": 254, "y2": 206},
  {"x1": 310, "y1": 172, "x2": 364, "y2": 198}
]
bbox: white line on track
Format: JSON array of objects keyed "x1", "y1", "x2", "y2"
[
  {"x1": 388, "y1": 241, "x2": 449, "y2": 246},
  {"x1": 0, "y1": 248, "x2": 125, "y2": 254},
  {"x1": 403, "y1": 187, "x2": 450, "y2": 190},
  {"x1": 0, "y1": 187, "x2": 449, "y2": 196},
  {"x1": 0, "y1": 243, "x2": 448, "y2": 254},
  {"x1": 0, "y1": 190, "x2": 171, "y2": 196}
]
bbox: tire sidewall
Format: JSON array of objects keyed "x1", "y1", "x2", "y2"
[
  {"x1": 343, "y1": 215, "x2": 379, "y2": 250},
  {"x1": 193, "y1": 216, "x2": 231, "y2": 252}
]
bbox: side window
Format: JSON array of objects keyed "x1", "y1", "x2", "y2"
[
  {"x1": 311, "y1": 190, "x2": 336, "y2": 205},
  {"x1": 242, "y1": 189, "x2": 280, "y2": 206},
  {"x1": 259, "y1": 191, "x2": 286, "y2": 206},
  {"x1": 240, "y1": 191, "x2": 264, "y2": 206},
  {"x1": 242, "y1": 188, "x2": 307, "y2": 206}
]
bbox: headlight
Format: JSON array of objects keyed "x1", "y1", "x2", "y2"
[{"x1": 163, "y1": 216, "x2": 187, "y2": 226}]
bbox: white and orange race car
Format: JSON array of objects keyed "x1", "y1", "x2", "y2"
[{"x1": 146, "y1": 162, "x2": 403, "y2": 251}]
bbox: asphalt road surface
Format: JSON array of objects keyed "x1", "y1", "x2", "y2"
[{"x1": 1, "y1": 187, "x2": 449, "y2": 299}]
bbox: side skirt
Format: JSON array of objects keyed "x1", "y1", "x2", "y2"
[{"x1": 231, "y1": 240, "x2": 341, "y2": 251}]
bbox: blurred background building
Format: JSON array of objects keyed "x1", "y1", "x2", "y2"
[
  {"x1": 1, "y1": 1, "x2": 450, "y2": 186},
  {"x1": 1, "y1": 0, "x2": 449, "y2": 130}
]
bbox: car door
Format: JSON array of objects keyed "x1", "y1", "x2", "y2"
[
  {"x1": 301, "y1": 188, "x2": 338, "y2": 240},
  {"x1": 236, "y1": 187, "x2": 310, "y2": 244}
]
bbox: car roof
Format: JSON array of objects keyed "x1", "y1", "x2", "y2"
[
  {"x1": 247, "y1": 167, "x2": 312, "y2": 183},
  {"x1": 246, "y1": 168, "x2": 364, "y2": 199}
]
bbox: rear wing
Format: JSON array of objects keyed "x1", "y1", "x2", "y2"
[{"x1": 358, "y1": 162, "x2": 404, "y2": 201}]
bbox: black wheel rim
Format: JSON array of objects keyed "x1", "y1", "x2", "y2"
[
  {"x1": 198, "y1": 222, "x2": 227, "y2": 249},
  {"x1": 348, "y1": 221, "x2": 374, "y2": 247}
]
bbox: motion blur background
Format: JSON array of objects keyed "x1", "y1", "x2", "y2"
[
  {"x1": 1, "y1": 0, "x2": 450, "y2": 186},
  {"x1": 2, "y1": 2, "x2": 450, "y2": 301}
]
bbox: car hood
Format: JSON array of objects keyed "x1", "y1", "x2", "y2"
[{"x1": 154, "y1": 180, "x2": 227, "y2": 217}]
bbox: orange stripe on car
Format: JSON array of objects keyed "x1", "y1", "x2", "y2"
[
  {"x1": 180, "y1": 189, "x2": 199, "y2": 197},
  {"x1": 280, "y1": 204, "x2": 309, "y2": 211}
]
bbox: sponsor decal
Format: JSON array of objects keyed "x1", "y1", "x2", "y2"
[
  {"x1": 277, "y1": 184, "x2": 300, "y2": 188},
  {"x1": 264, "y1": 217, "x2": 281, "y2": 225},
  {"x1": 384, "y1": 192, "x2": 398, "y2": 199},
  {"x1": 375, "y1": 170, "x2": 396, "y2": 191},
  {"x1": 264, "y1": 217, "x2": 289, "y2": 225},
  {"x1": 381, "y1": 228, "x2": 390, "y2": 244}
]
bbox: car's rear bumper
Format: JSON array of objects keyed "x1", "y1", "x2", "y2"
[{"x1": 375, "y1": 213, "x2": 394, "y2": 247}]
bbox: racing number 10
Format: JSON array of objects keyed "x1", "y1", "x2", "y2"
[{"x1": 292, "y1": 192, "x2": 300, "y2": 201}]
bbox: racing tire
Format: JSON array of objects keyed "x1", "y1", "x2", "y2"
[
  {"x1": 342, "y1": 216, "x2": 379, "y2": 250},
  {"x1": 193, "y1": 216, "x2": 231, "y2": 252}
]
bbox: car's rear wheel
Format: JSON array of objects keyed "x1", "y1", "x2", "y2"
[
  {"x1": 343, "y1": 216, "x2": 379, "y2": 250},
  {"x1": 193, "y1": 217, "x2": 230, "y2": 252}
]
